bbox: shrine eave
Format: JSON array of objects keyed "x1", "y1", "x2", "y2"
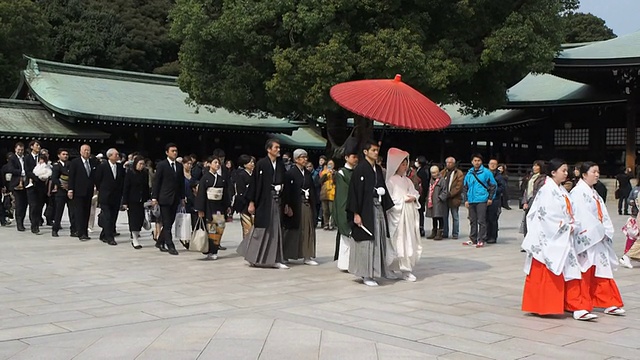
[
  {"x1": 554, "y1": 57, "x2": 640, "y2": 68},
  {"x1": 20, "y1": 57, "x2": 298, "y2": 135},
  {"x1": 0, "y1": 99, "x2": 109, "y2": 141}
]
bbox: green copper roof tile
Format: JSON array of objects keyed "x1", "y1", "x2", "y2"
[
  {"x1": 0, "y1": 100, "x2": 109, "y2": 140},
  {"x1": 22, "y1": 57, "x2": 296, "y2": 132},
  {"x1": 269, "y1": 126, "x2": 326, "y2": 149},
  {"x1": 558, "y1": 31, "x2": 640, "y2": 60}
]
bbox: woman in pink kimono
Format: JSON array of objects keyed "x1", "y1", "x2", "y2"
[
  {"x1": 385, "y1": 148, "x2": 422, "y2": 282},
  {"x1": 570, "y1": 161, "x2": 625, "y2": 316}
]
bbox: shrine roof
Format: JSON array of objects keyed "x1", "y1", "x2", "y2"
[
  {"x1": 269, "y1": 126, "x2": 326, "y2": 150},
  {"x1": 556, "y1": 31, "x2": 640, "y2": 66},
  {"x1": 505, "y1": 73, "x2": 624, "y2": 107},
  {"x1": 0, "y1": 99, "x2": 108, "y2": 141},
  {"x1": 20, "y1": 57, "x2": 297, "y2": 133}
]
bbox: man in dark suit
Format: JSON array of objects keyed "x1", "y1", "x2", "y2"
[
  {"x1": 94, "y1": 148, "x2": 125, "y2": 245},
  {"x1": 24, "y1": 140, "x2": 46, "y2": 234},
  {"x1": 6, "y1": 143, "x2": 27, "y2": 231},
  {"x1": 152, "y1": 143, "x2": 185, "y2": 255},
  {"x1": 68, "y1": 144, "x2": 96, "y2": 241},
  {"x1": 51, "y1": 148, "x2": 75, "y2": 237},
  {"x1": 415, "y1": 155, "x2": 430, "y2": 237}
]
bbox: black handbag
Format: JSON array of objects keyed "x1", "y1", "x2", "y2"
[{"x1": 97, "y1": 212, "x2": 105, "y2": 228}]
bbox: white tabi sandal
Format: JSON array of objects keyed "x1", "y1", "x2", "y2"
[
  {"x1": 604, "y1": 306, "x2": 626, "y2": 315},
  {"x1": 573, "y1": 310, "x2": 598, "y2": 321}
]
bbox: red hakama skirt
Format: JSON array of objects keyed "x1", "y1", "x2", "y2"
[{"x1": 522, "y1": 259, "x2": 566, "y2": 315}]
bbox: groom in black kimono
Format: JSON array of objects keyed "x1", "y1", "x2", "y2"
[
  {"x1": 240, "y1": 139, "x2": 289, "y2": 269},
  {"x1": 347, "y1": 140, "x2": 393, "y2": 287}
]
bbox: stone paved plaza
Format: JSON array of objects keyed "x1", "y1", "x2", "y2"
[{"x1": 0, "y1": 202, "x2": 638, "y2": 360}]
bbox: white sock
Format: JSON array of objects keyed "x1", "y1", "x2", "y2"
[{"x1": 132, "y1": 232, "x2": 141, "y2": 247}]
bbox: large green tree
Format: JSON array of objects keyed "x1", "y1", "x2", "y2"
[
  {"x1": 0, "y1": 0, "x2": 51, "y2": 97},
  {"x1": 562, "y1": 12, "x2": 616, "y2": 43},
  {"x1": 41, "y1": 0, "x2": 179, "y2": 74},
  {"x1": 172, "y1": 0, "x2": 578, "y2": 151}
]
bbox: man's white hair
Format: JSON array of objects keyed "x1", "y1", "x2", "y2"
[{"x1": 106, "y1": 148, "x2": 118, "y2": 158}]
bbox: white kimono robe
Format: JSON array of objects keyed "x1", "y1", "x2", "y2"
[
  {"x1": 385, "y1": 148, "x2": 422, "y2": 272},
  {"x1": 522, "y1": 177, "x2": 581, "y2": 281},
  {"x1": 570, "y1": 179, "x2": 617, "y2": 279}
]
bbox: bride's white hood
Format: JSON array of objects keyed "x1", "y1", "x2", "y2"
[{"x1": 386, "y1": 147, "x2": 410, "y2": 182}]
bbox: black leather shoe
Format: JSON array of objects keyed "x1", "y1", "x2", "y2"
[
  {"x1": 107, "y1": 239, "x2": 118, "y2": 246},
  {"x1": 131, "y1": 242, "x2": 142, "y2": 250},
  {"x1": 70, "y1": 231, "x2": 78, "y2": 237},
  {"x1": 79, "y1": 236, "x2": 91, "y2": 241},
  {"x1": 168, "y1": 248, "x2": 179, "y2": 255},
  {"x1": 52, "y1": 230, "x2": 59, "y2": 237},
  {"x1": 155, "y1": 242, "x2": 168, "y2": 252},
  {"x1": 31, "y1": 228, "x2": 41, "y2": 235},
  {"x1": 218, "y1": 245, "x2": 227, "y2": 251}
]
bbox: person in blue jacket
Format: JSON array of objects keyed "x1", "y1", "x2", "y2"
[{"x1": 462, "y1": 154, "x2": 496, "y2": 248}]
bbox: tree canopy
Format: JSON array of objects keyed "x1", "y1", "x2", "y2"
[
  {"x1": 171, "y1": 0, "x2": 576, "y2": 116},
  {"x1": 0, "y1": 0, "x2": 51, "y2": 97},
  {"x1": 171, "y1": 0, "x2": 580, "y2": 150},
  {"x1": 562, "y1": 12, "x2": 616, "y2": 43},
  {"x1": 40, "y1": 0, "x2": 179, "y2": 74}
]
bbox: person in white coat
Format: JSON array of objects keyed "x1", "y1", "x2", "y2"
[
  {"x1": 521, "y1": 159, "x2": 592, "y2": 320},
  {"x1": 570, "y1": 161, "x2": 625, "y2": 316},
  {"x1": 385, "y1": 148, "x2": 422, "y2": 282}
]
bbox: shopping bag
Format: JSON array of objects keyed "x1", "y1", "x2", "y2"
[
  {"x1": 175, "y1": 209, "x2": 192, "y2": 248},
  {"x1": 189, "y1": 217, "x2": 209, "y2": 253},
  {"x1": 142, "y1": 209, "x2": 152, "y2": 230}
]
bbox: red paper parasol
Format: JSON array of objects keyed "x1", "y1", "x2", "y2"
[{"x1": 330, "y1": 74, "x2": 450, "y2": 130}]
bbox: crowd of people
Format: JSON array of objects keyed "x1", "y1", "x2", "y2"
[
  {"x1": 0, "y1": 140, "x2": 635, "y2": 315},
  {"x1": 0, "y1": 138, "x2": 507, "y2": 283}
]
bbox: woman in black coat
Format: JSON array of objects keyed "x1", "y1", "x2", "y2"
[
  {"x1": 195, "y1": 156, "x2": 231, "y2": 260},
  {"x1": 233, "y1": 155, "x2": 255, "y2": 239},
  {"x1": 122, "y1": 156, "x2": 150, "y2": 249}
]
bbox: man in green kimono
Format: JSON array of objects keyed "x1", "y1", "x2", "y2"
[{"x1": 334, "y1": 138, "x2": 359, "y2": 271}]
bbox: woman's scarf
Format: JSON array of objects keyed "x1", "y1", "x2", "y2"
[{"x1": 428, "y1": 177, "x2": 440, "y2": 208}]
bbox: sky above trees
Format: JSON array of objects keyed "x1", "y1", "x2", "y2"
[{"x1": 579, "y1": 0, "x2": 640, "y2": 35}]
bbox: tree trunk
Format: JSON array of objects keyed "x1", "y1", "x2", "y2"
[
  {"x1": 353, "y1": 115, "x2": 374, "y2": 152},
  {"x1": 324, "y1": 111, "x2": 348, "y2": 159}
]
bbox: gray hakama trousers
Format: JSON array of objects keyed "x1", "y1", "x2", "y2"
[
  {"x1": 348, "y1": 199, "x2": 390, "y2": 278},
  {"x1": 283, "y1": 201, "x2": 316, "y2": 260},
  {"x1": 238, "y1": 195, "x2": 284, "y2": 266}
]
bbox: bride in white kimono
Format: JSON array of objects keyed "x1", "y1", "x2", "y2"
[
  {"x1": 570, "y1": 162, "x2": 625, "y2": 315},
  {"x1": 385, "y1": 148, "x2": 422, "y2": 282}
]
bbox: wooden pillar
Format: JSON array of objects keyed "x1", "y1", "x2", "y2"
[{"x1": 626, "y1": 99, "x2": 637, "y2": 173}]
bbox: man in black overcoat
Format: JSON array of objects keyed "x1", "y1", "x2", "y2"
[
  {"x1": 68, "y1": 144, "x2": 97, "y2": 240},
  {"x1": 152, "y1": 143, "x2": 185, "y2": 255},
  {"x1": 94, "y1": 148, "x2": 125, "y2": 245},
  {"x1": 24, "y1": 140, "x2": 46, "y2": 234},
  {"x1": 51, "y1": 148, "x2": 75, "y2": 237},
  {"x1": 415, "y1": 155, "x2": 430, "y2": 237},
  {"x1": 6, "y1": 142, "x2": 28, "y2": 231}
]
